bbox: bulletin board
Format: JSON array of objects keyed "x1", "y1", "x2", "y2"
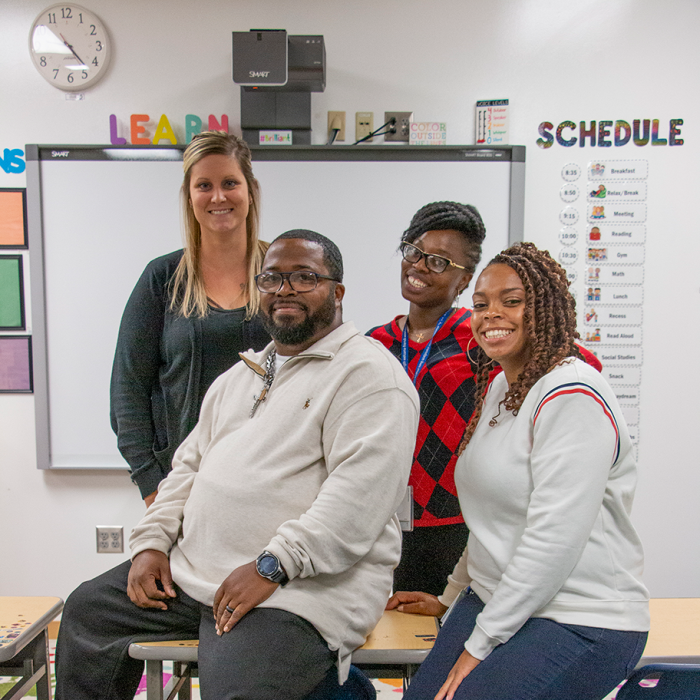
[{"x1": 25, "y1": 144, "x2": 525, "y2": 470}]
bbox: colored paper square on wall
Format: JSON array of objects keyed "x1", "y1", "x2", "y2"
[
  {"x1": 0, "y1": 336, "x2": 32, "y2": 392},
  {"x1": 0, "y1": 255, "x2": 26, "y2": 329},
  {"x1": 0, "y1": 189, "x2": 28, "y2": 248}
]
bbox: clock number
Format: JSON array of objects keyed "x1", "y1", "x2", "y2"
[
  {"x1": 67, "y1": 72, "x2": 74, "y2": 83},
  {"x1": 53, "y1": 69, "x2": 59, "y2": 79},
  {"x1": 79, "y1": 13, "x2": 83, "y2": 23},
  {"x1": 61, "y1": 7, "x2": 72, "y2": 19},
  {"x1": 96, "y1": 41, "x2": 102, "y2": 51},
  {"x1": 40, "y1": 56, "x2": 47, "y2": 67},
  {"x1": 48, "y1": 12, "x2": 56, "y2": 23},
  {"x1": 90, "y1": 24, "x2": 97, "y2": 35},
  {"x1": 82, "y1": 70, "x2": 88, "y2": 79},
  {"x1": 92, "y1": 57, "x2": 99, "y2": 66}
]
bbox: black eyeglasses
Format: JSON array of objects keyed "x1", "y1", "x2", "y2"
[
  {"x1": 400, "y1": 242, "x2": 466, "y2": 274},
  {"x1": 255, "y1": 271, "x2": 340, "y2": 293}
]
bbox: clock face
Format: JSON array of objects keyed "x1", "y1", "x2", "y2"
[{"x1": 29, "y1": 4, "x2": 110, "y2": 91}]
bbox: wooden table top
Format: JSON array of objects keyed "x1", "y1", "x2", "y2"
[
  {"x1": 118, "y1": 598, "x2": 700, "y2": 662},
  {"x1": 135, "y1": 609, "x2": 439, "y2": 652},
  {"x1": 0, "y1": 596, "x2": 64, "y2": 660},
  {"x1": 644, "y1": 597, "x2": 700, "y2": 658},
  {"x1": 359, "y1": 609, "x2": 438, "y2": 650}
]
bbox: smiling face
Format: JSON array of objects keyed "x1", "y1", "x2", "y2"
[
  {"x1": 259, "y1": 238, "x2": 344, "y2": 355},
  {"x1": 471, "y1": 263, "x2": 532, "y2": 385},
  {"x1": 188, "y1": 153, "x2": 250, "y2": 240},
  {"x1": 400, "y1": 229, "x2": 473, "y2": 311}
]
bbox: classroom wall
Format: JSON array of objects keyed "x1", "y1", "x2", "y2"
[{"x1": 1, "y1": 0, "x2": 698, "y2": 600}]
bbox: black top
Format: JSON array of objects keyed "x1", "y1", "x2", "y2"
[{"x1": 110, "y1": 250, "x2": 270, "y2": 497}]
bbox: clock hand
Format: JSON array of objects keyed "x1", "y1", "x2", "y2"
[{"x1": 59, "y1": 32, "x2": 87, "y2": 67}]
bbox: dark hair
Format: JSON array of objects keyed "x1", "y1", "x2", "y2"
[
  {"x1": 401, "y1": 201, "x2": 486, "y2": 275},
  {"x1": 459, "y1": 242, "x2": 584, "y2": 452},
  {"x1": 272, "y1": 230, "x2": 344, "y2": 282}
]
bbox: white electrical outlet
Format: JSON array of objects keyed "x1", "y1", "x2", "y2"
[
  {"x1": 96, "y1": 526, "x2": 124, "y2": 553},
  {"x1": 355, "y1": 112, "x2": 374, "y2": 142}
]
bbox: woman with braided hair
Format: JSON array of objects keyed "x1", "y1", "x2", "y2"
[
  {"x1": 368, "y1": 201, "x2": 490, "y2": 595},
  {"x1": 397, "y1": 242, "x2": 649, "y2": 700}
]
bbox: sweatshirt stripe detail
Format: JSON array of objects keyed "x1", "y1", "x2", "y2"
[{"x1": 533, "y1": 382, "x2": 620, "y2": 463}]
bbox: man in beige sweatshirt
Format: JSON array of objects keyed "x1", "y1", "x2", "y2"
[{"x1": 56, "y1": 230, "x2": 420, "y2": 700}]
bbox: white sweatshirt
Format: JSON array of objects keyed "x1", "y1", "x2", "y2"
[
  {"x1": 129, "y1": 322, "x2": 420, "y2": 679},
  {"x1": 439, "y1": 358, "x2": 649, "y2": 661}
]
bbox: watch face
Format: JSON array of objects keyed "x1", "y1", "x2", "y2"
[
  {"x1": 258, "y1": 554, "x2": 278, "y2": 577},
  {"x1": 29, "y1": 4, "x2": 110, "y2": 91}
]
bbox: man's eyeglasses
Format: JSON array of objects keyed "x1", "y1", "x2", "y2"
[
  {"x1": 255, "y1": 271, "x2": 340, "y2": 293},
  {"x1": 400, "y1": 242, "x2": 466, "y2": 274}
]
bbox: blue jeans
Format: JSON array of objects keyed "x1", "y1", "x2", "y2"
[{"x1": 404, "y1": 590, "x2": 647, "y2": 700}]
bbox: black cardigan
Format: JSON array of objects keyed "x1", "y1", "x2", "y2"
[{"x1": 110, "y1": 250, "x2": 270, "y2": 497}]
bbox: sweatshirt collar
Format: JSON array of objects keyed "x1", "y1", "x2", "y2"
[{"x1": 239, "y1": 321, "x2": 360, "y2": 374}]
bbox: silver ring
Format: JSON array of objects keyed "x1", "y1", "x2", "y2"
[{"x1": 225, "y1": 605, "x2": 234, "y2": 614}]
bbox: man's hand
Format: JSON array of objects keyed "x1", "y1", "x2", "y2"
[
  {"x1": 434, "y1": 650, "x2": 480, "y2": 700},
  {"x1": 213, "y1": 561, "x2": 279, "y2": 635},
  {"x1": 127, "y1": 550, "x2": 177, "y2": 610},
  {"x1": 386, "y1": 591, "x2": 448, "y2": 617}
]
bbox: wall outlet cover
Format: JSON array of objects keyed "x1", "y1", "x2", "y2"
[
  {"x1": 355, "y1": 112, "x2": 374, "y2": 142},
  {"x1": 96, "y1": 526, "x2": 124, "y2": 553},
  {"x1": 384, "y1": 111, "x2": 413, "y2": 142}
]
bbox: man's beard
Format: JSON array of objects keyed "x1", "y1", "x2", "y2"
[{"x1": 260, "y1": 289, "x2": 336, "y2": 346}]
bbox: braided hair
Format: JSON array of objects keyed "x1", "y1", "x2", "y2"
[
  {"x1": 401, "y1": 201, "x2": 486, "y2": 275},
  {"x1": 458, "y1": 242, "x2": 584, "y2": 453}
]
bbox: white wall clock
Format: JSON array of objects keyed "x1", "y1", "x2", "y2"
[{"x1": 29, "y1": 4, "x2": 111, "y2": 91}]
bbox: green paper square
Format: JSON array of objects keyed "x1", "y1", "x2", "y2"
[{"x1": 0, "y1": 256, "x2": 24, "y2": 329}]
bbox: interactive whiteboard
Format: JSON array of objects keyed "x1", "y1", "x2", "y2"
[{"x1": 26, "y1": 144, "x2": 525, "y2": 469}]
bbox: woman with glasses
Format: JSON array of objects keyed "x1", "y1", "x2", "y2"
[
  {"x1": 110, "y1": 132, "x2": 270, "y2": 507},
  {"x1": 399, "y1": 243, "x2": 648, "y2": 700},
  {"x1": 368, "y1": 201, "x2": 488, "y2": 595}
]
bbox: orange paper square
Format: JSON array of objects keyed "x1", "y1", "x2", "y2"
[{"x1": 0, "y1": 191, "x2": 26, "y2": 247}]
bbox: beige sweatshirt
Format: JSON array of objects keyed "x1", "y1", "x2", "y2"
[{"x1": 130, "y1": 321, "x2": 420, "y2": 680}]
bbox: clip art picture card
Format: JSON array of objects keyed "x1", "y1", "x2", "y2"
[
  {"x1": 0, "y1": 336, "x2": 32, "y2": 392},
  {"x1": 0, "y1": 189, "x2": 27, "y2": 248}
]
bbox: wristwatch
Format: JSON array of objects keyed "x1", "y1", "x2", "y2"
[{"x1": 256, "y1": 551, "x2": 289, "y2": 586}]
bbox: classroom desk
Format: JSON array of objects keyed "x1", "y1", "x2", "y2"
[
  {"x1": 638, "y1": 597, "x2": 700, "y2": 666},
  {"x1": 128, "y1": 598, "x2": 700, "y2": 699},
  {"x1": 129, "y1": 609, "x2": 440, "y2": 700},
  {"x1": 0, "y1": 596, "x2": 64, "y2": 700}
]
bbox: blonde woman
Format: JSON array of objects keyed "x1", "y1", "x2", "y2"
[{"x1": 110, "y1": 132, "x2": 270, "y2": 506}]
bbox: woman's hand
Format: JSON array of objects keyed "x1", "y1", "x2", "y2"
[
  {"x1": 144, "y1": 490, "x2": 157, "y2": 508},
  {"x1": 386, "y1": 591, "x2": 448, "y2": 617},
  {"x1": 434, "y1": 650, "x2": 481, "y2": 700}
]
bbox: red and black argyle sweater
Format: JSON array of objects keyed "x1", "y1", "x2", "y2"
[{"x1": 368, "y1": 308, "x2": 488, "y2": 528}]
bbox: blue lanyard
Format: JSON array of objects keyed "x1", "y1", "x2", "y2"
[{"x1": 401, "y1": 309, "x2": 453, "y2": 385}]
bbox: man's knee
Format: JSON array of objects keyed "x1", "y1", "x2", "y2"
[{"x1": 62, "y1": 560, "x2": 132, "y2": 626}]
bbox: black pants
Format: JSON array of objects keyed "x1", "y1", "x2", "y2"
[
  {"x1": 55, "y1": 560, "x2": 335, "y2": 700},
  {"x1": 393, "y1": 522, "x2": 468, "y2": 595}
]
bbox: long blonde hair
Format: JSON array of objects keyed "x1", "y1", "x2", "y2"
[{"x1": 169, "y1": 131, "x2": 267, "y2": 319}]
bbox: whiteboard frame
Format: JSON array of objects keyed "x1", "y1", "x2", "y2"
[{"x1": 25, "y1": 143, "x2": 525, "y2": 470}]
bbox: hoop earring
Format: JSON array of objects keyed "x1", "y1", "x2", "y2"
[{"x1": 466, "y1": 335, "x2": 495, "y2": 366}]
